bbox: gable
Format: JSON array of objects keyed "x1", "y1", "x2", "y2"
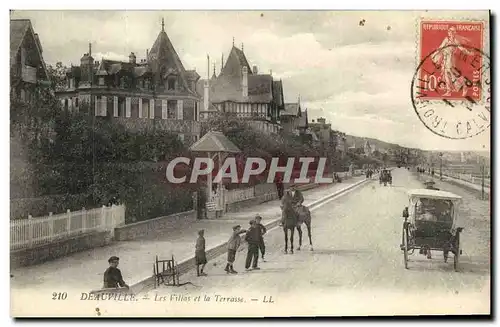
[
  {"x1": 10, "y1": 19, "x2": 49, "y2": 82},
  {"x1": 147, "y1": 30, "x2": 194, "y2": 94}
]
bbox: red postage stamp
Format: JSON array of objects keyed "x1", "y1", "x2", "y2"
[{"x1": 418, "y1": 20, "x2": 485, "y2": 101}]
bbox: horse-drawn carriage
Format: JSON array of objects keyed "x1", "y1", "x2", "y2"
[
  {"x1": 400, "y1": 189, "x2": 463, "y2": 271},
  {"x1": 379, "y1": 169, "x2": 392, "y2": 186}
]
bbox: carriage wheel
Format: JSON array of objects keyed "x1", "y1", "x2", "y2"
[
  {"x1": 454, "y1": 233, "x2": 461, "y2": 272},
  {"x1": 402, "y1": 226, "x2": 409, "y2": 269}
]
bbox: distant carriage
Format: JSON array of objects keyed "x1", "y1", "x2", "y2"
[
  {"x1": 379, "y1": 169, "x2": 392, "y2": 186},
  {"x1": 400, "y1": 189, "x2": 463, "y2": 271}
]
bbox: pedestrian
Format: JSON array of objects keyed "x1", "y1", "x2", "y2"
[
  {"x1": 103, "y1": 256, "x2": 129, "y2": 289},
  {"x1": 245, "y1": 220, "x2": 261, "y2": 270},
  {"x1": 276, "y1": 176, "x2": 284, "y2": 200},
  {"x1": 195, "y1": 229, "x2": 207, "y2": 277},
  {"x1": 255, "y1": 215, "x2": 267, "y2": 261},
  {"x1": 225, "y1": 225, "x2": 246, "y2": 274}
]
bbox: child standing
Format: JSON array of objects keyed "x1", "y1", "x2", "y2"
[
  {"x1": 195, "y1": 229, "x2": 207, "y2": 277},
  {"x1": 225, "y1": 225, "x2": 245, "y2": 274}
]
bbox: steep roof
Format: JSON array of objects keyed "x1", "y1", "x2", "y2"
[
  {"x1": 147, "y1": 27, "x2": 194, "y2": 94},
  {"x1": 272, "y1": 80, "x2": 284, "y2": 107},
  {"x1": 220, "y1": 46, "x2": 252, "y2": 79},
  {"x1": 282, "y1": 103, "x2": 301, "y2": 116},
  {"x1": 10, "y1": 19, "x2": 30, "y2": 67},
  {"x1": 297, "y1": 108, "x2": 308, "y2": 128},
  {"x1": 189, "y1": 131, "x2": 241, "y2": 153},
  {"x1": 196, "y1": 45, "x2": 277, "y2": 104},
  {"x1": 10, "y1": 19, "x2": 49, "y2": 81}
]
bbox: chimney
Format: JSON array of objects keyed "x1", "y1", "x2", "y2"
[
  {"x1": 129, "y1": 52, "x2": 137, "y2": 64},
  {"x1": 317, "y1": 117, "x2": 326, "y2": 124},
  {"x1": 252, "y1": 65, "x2": 258, "y2": 74},
  {"x1": 242, "y1": 66, "x2": 248, "y2": 98},
  {"x1": 204, "y1": 80, "x2": 209, "y2": 111}
]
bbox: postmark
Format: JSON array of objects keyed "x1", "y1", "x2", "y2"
[{"x1": 411, "y1": 20, "x2": 490, "y2": 139}]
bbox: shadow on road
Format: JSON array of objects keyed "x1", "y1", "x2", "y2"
[{"x1": 309, "y1": 249, "x2": 374, "y2": 256}]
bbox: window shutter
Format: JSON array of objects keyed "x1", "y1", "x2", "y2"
[
  {"x1": 177, "y1": 100, "x2": 183, "y2": 120},
  {"x1": 162, "y1": 100, "x2": 168, "y2": 119},
  {"x1": 101, "y1": 96, "x2": 107, "y2": 116},
  {"x1": 150, "y1": 99, "x2": 155, "y2": 119},
  {"x1": 114, "y1": 96, "x2": 118, "y2": 117},
  {"x1": 125, "y1": 97, "x2": 131, "y2": 117}
]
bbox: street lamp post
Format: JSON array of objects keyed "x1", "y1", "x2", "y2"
[
  {"x1": 439, "y1": 152, "x2": 443, "y2": 181},
  {"x1": 481, "y1": 158, "x2": 485, "y2": 200}
]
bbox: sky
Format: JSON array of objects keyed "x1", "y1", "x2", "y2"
[{"x1": 10, "y1": 10, "x2": 491, "y2": 152}]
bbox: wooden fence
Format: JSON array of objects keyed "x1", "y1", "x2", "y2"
[{"x1": 10, "y1": 204, "x2": 126, "y2": 251}]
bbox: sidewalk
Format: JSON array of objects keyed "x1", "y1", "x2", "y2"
[
  {"x1": 420, "y1": 171, "x2": 490, "y2": 195},
  {"x1": 11, "y1": 175, "x2": 366, "y2": 293}
]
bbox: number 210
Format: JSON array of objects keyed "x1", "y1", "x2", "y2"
[{"x1": 52, "y1": 292, "x2": 68, "y2": 300}]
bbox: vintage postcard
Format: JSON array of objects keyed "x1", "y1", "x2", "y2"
[{"x1": 9, "y1": 10, "x2": 491, "y2": 317}]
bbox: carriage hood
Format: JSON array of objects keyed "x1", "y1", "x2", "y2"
[{"x1": 407, "y1": 189, "x2": 463, "y2": 232}]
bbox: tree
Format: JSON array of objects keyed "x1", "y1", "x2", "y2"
[{"x1": 46, "y1": 62, "x2": 68, "y2": 91}]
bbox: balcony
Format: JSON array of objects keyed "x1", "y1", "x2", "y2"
[
  {"x1": 22, "y1": 65, "x2": 37, "y2": 84},
  {"x1": 113, "y1": 117, "x2": 202, "y2": 135}
]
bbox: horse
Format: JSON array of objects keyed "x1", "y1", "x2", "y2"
[
  {"x1": 280, "y1": 191, "x2": 298, "y2": 254},
  {"x1": 295, "y1": 204, "x2": 313, "y2": 251}
]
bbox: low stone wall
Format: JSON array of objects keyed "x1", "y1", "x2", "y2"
[
  {"x1": 225, "y1": 181, "x2": 327, "y2": 213},
  {"x1": 114, "y1": 210, "x2": 197, "y2": 241},
  {"x1": 11, "y1": 231, "x2": 113, "y2": 268}
]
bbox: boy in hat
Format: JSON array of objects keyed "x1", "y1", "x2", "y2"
[
  {"x1": 195, "y1": 229, "x2": 208, "y2": 276},
  {"x1": 225, "y1": 225, "x2": 245, "y2": 274},
  {"x1": 103, "y1": 256, "x2": 129, "y2": 289},
  {"x1": 255, "y1": 215, "x2": 267, "y2": 261}
]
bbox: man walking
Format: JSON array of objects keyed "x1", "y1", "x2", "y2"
[
  {"x1": 245, "y1": 220, "x2": 261, "y2": 271},
  {"x1": 276, "y1": 176, "x2": 284, "y2": 200},
  {"x1": 255, "y1": 215, "x2": 267, "y2": 261}
]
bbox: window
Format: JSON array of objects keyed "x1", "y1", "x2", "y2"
[
  {"x1": 118, "y1": 97, "x2": 126, "y2": 117},
  {"x1": 167, "y1": 100, "x2": 177, "y2": 119},
  {"x1": 99, "y1": 77, "x2": 105, "y2": 86},
  {"x1": 145, "y1": 79, "x2": 150, "y2": 90},
  {"x1": 75, "y1": 98, "x2": 79, "y2": 107},
  {"x1": 167, "y1": 76, "x2": 176, "y2": 90},
  {"x1": 120, "y1": 77, "x2": 125, "y2": 88},
  {"x1": 64, "y1": 98, "x2": 68, "y2": 110}
]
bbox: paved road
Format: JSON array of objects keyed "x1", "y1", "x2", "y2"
[
  {"x1": 10, "y1": 176, "x2": 367, "y2": 315},
  {"x1": 143, "y1": 168, "x2": 490, "y2": 316}
]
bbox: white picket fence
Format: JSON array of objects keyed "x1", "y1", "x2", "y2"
[
  {"x1": 224, "y1": 187, "x2": 256, "y2": 205},
  {"x1": 10, "y1": 204, "x2": 126, "y2": 251},
  {"x1": 444, "y1": 171, "x2": 491, "y2": 188}
]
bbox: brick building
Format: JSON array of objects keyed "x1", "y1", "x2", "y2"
[{"x1": 56, "y1": 19, "x2": 202, "y2": 144}]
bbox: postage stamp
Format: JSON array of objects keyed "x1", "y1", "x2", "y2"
[
  {"x1": 411, "y1": 19, "x2": 491, "y2": 139},
  {"x1": 9, "y1": 10, "x2": 491, "y2": 318}
]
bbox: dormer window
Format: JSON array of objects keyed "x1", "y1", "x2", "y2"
[
  {"x1": 167, "y1": 76, "x2": 176, "y2": 91},
  {"x1": 99, "y1": 77, "x2": 105, "y2": 86},
  {"x1": 69, "y1": 78, "x2": 75, "y2": 89}
]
